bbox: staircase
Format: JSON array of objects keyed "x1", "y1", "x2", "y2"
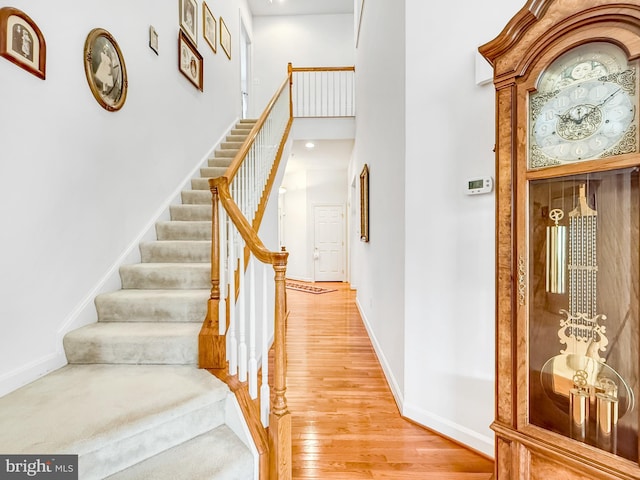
[{"x1": 0, "y1": 120, "x2": 258, "y2": 479}]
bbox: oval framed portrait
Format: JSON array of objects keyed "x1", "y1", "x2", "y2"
[{"x1": 83, "y1": 28, "x2": 127, "y2": 111}]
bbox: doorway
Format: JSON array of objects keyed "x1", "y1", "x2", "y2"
[
  {"x1": 239, "y1": 19, "x2": 250, "y2": 119},
  {"x1": 313, "y1": 204, "x2": 345, "y2": 282}
]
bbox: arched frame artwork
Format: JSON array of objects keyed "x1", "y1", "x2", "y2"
[{"x1": 0, "y1": 7, "x2": 46, "y2": 79}]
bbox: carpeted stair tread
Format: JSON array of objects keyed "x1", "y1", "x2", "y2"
[
  {"x1": 64, "y1": 322, "x2": 200, "y2": 364},
  {"x1": 106, "y1": 425, "x2": 253, "y2": 480},
  {"x1": 221, "y1": 141, "x2": 244, "y2": 150},
  {"x1": 140, "y1": 240, "x2": 211, "y2": 263},
  {"x1": 191, "y1": 178, "x2": 217, "y2": 190},
  {"x1": 0, "y1": 364, "x2": 229, "y2": 480},
  {"x1": 208, "y1": 158, "x2": 233, "y2": 167},
  {"x1": 181, "y1": 189, "x2": 213, "y2": 204},
  {"x1": 215, "y1": 148, "x2": 239, "y2": 158},
  {"x1": 199, "y1": 166, "x2": 229, "y2": 178},
  {"x1": 170, "y1": 204, "x2": 211, "y2": 221},
  {"x1": 231, "y1": 128, "x2": 252, "y2": 136},
  {"x1": 225, "y1": 134, "x2": 250, "y2": 143},
  {"x1": 119, "y1": 262, "x2": 210, "y2": 289},
  {"x1": 156, "y1": 220, "x2": 211, "y2": 240},
  {"x1": 95, "y1": 289, "x2": 209, "y2": 322}
]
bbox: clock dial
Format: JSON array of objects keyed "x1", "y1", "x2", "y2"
[
  {"x1": 532, "y1": 80, "x2": 635, "y2": 162},
  {"x1": 529, "y1": 43, "x2": 638, "y2": 169}
]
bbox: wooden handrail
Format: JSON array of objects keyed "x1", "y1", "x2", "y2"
[
  {"x1": 211, "y1": 178, "x2": 287, "y2": 266},
  {"x1": 224, "y1": 75, "x2": 291, "y2": 182},
  {"x1": 290, "y1": 65, "x2": 355, "y2": 72}
]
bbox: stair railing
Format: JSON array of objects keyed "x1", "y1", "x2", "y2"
[
  {"x1": 288, "y1": 63, "x2": 356, "y2": 117},
  {"x1": 199, "y1": 72, "x2": 293, "y2": 480},
  {"x1": 199, "y1": 63, "x2": 355, "y2": 480}
]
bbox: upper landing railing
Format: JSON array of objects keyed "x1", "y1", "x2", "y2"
[
  {"x1": 289, "y1": 64, "x2": 356, "y2": 117},
  {"x1": 199, "y1": 63, "x2": 355, "y2": 480}
]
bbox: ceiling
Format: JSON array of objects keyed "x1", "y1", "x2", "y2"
[
  {"x1": 287, "y1": 139, "x2": 354, "y2": 174},
  {"x1": 246, "y1": 0, "x2": 356, "y2": 174},
  {"x1": 247, "y1": 0, "x2": 354, "y2": 17}
]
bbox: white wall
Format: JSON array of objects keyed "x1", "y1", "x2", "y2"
[
  {"x1": 351, "y1": 0, "x2": 407, "y2": 406},
  {"x1": 0, "y1": 0, "x2": 251, "y2": 396},
  {"x1": 251, "y1": 13, "x2": 355, "y2": 116},
  {"x1": 402, "y1": 0, "x2": 522, "y2": 456},
  {"x1": 351, "y1": 0, "x2": 529, "y2": 457}
]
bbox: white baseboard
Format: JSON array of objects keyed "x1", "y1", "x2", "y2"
[
  {"x1": 402, "y1": 402, "x2": 495, "y2": 458},
  {"x1": 355, "y1": 297, "x2": 494, "y2": 458},
  {"x1": 355, "y1": 297, "x2": 405, "y2": 412},
  {"x1": 0, "y1": 351, "x2": 67, "y2": 399}
]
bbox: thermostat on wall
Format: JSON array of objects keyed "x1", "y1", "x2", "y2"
[{"x1": 466, "y1": 176, "x2": 493, "y2": 195}]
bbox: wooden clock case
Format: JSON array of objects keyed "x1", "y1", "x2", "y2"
[{"x1": 480, "y1": 1, "x2": 640, "y2": 479}]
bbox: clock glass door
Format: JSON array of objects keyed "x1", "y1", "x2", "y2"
[{"x1": 527, "y1": 167, "x2": 639, "y2": 462}]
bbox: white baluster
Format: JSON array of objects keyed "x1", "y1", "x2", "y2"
[
  {"x1": 260, "y1": 264, "x2": 270, "y2": 427},
  {"x1": 228, "y1": 226, "x2": 237, "y2": 375},
  {"x1": 219, "y1": 203, "x2": 227, "y2": 335},
  {"x1": 248, "y1": 259, "x2": 258, "y2": 398},
  {"x1": 238, "y1": 239, "x2": 247, "y2": 382}
]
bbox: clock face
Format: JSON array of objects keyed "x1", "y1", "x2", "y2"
[{"x1": 529, "y1": 43, "x2": 638, "y2": 169}]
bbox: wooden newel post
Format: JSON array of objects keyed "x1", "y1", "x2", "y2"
[
  {"x1": 269, "y1": 251, "x2": 291, "y2": 480},
  {"x1": 199, "y1": 185, "x2": 226, "y2": 368},
  {"x1": 287, "y1": 62, "x2": 293, "y2": 119}
]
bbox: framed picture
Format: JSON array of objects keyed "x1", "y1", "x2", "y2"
[
  {"x1": 179, "y1": 0, "x2": 198, "y2": 46},
  {"x1": 360, "y1": 164, "x2": 369, "y2": 242},
  {"x1": 83, "y1": 28, "x2": 128, "y2": 112},
  {"x1": 220, "y1": 16, "x2": 231, "y2": 60},
  {"x1": 355, "y1": 0, "x2": 365, "y2": 47},
  {"x1": 203, "y1": 2, "x2": 216, "y2": 53},
  {"x1": 0, "y1": 7, "x2": 46, "y2": 79},
  {"x1": 149, "y1": 25, "x2": 159, "y2": 55},
  {"x1": 178, "y1": 30, "x2": 203, "y2": 91}
]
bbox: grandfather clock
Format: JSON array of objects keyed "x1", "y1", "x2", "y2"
[{"x1": 480, "y1": 1, "x2": 640, "y2": 479}]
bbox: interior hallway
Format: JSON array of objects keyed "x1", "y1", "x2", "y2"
[{"x1": 285, "y1": 282, "x2": 494, "y2": 479}]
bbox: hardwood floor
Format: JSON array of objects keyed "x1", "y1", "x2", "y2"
[{"x1": 285, "y1": 281, "x2": 495, "y2": 480}]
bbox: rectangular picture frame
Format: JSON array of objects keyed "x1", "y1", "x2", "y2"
[
  {"x1": 179, "y1": 0, "x2": 198, "y2": 46},
  {"x1": 149, "y1": 25, "x2": 159, "y2": 55},
  {"x1": 203, "y1": 2, "x2": 216, "y2": 54},
  {"x1": 220, "y1": 16, "x2": 231, "y2": 60},
  {"x1": 178, "y1": 30, "x2": 203, "y2": 91},
  {"x1": 0, "y1": 7, "x2": 46, "y2": 79},
  {"x1": 360, "y1": 164, "x2": 369, "y2": 242}
]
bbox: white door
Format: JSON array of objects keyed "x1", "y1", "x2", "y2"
[
  {"x1": 313, "y1": 205, "x2": 345, "y2": 282},
  {"x1": 240, "y1": 21, "x2": 250, "y2": 119}
]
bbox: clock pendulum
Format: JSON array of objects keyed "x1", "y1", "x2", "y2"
[
  {"x1": 546, "y1": 207, "x2": 566, "y2": 294},
  {"x1": 541, "y1": 183, "x2": 633, "y2": 452}
]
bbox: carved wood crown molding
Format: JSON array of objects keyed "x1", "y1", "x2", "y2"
[
  {"x1": 479, "y1": 1, "x2": 640, "y2": 84},
  {"x1": 478, "y1": 0, "x2": 553, "y2": 66}
]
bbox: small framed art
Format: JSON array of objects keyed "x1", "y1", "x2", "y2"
[
  {"x1": 220, "y1": 16, "x2": 231, "y2": 59},
  {"x1": 178, "y1": 30, "x2": 203, "y2": 91},
  {"x1": 0, "y1": 7, "x2": 46, "y2": 79},
  {"x1": 360, "y1": 164, "x2": 369, "y2": 242},
  {"x1": 203, "y1": 2, "x2": 216, "y2": 53},
  {"x1": 179, "y1": 0, "x2": 198, "y2": 46},
  {"x1": 83, "y1": 28, "x2": 128, "y2": 111},
  {"x1": 149, "y1": 25, "x2": 159, "y2": 55}
]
